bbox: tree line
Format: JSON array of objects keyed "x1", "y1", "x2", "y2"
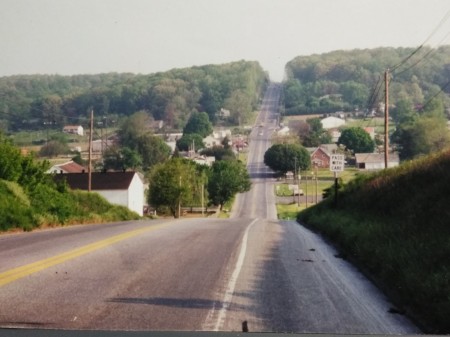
[
  {"x1": 284, "y1": 46, "x2": 450, "y2": 160},
  {"x1": 283, "y1": 46, "x2": 450, "y2": 116},
  {"x1": 0, "y1": 60, "x2": 268, "y2": 132}
]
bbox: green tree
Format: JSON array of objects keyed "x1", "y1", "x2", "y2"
[
  {"x1": 137, "y1": 134, "x2": 172, "y2": 170},
  {"x1": 299, "y1": 118, "x2": 332, "y2": 146},
  {"x1": 176, "y1": 133, "x2": 204, "y2": 152},
  {"x1": 392, "y1": 116, "x2": 450, "y2": 160},
  {"x1": 147, "y1": 158, "x2": 196, "y2": 218},
  {"x1": 264, "y1": 143, "x2": 311, "y2": 175},
  {"x1": 207, "y1": 160, "x2": 251, "y2": 210},
  {"x1": 0, "y1": 137, "x2": 22, "y2": 182},
  {"x1": 118, "y1": 111, "x2": 153, "y2": 148},
  {"x1": 338, "y1": 127, "x2": 375, "y2": 154},
  {"x1": 391, "y1": 99, "x2": 417, "y2": 124},
  {"x1": 183, "y1": 111, "x2": 213, "y2": 138},
  {"x1": 200, "y1": 146, "x2": 235, "y2": 161},
  {"x1": 103, "y1": 146, "x2": 142, "y2": 171},
  {"x1": 39, "y1": 140, "x2": 70, "y2": 158}
]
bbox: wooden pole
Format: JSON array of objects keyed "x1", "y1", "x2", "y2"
[
  {"x1": 88, "y1": 108, "x2": 93, "y2": 192},
  {"x1": 384, "y1": 70, "x2": 389, "y2": 169}
]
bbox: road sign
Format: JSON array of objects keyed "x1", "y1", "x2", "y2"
[{"x1": 330, "y1": 154, "x2": 345, "y2": 172}]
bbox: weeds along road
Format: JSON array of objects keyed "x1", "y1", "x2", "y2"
[{"x1": 0, "y1": 83, "x2": 419, "y2": 333}]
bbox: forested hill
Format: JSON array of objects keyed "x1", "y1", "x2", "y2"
[
  {"x1": 284, "y1": 46, "x2": 450, "y2": 115},
  {"x1": 0, "y1": 60, "x2": 268, "y2": 131}
]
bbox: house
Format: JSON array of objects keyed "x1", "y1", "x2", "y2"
[
  {"x1": 331, "y1": 130, "x2": 341, "y2": 142},
  {"x1": 203, "y1": 135, "x2": 219, "y2": 148},
  {"x1": 320, "y1": 116, "x2": 346, "y2": 130},
  {"x1": 364, "y1": 127, "x2": 376, "y2": 140},
  {"x1": 47, "y1": 160, "x2": 86, "y2": 174},
  {"x1": 308, "y1": 144, "x2": 338, "y2": 168},
  {"x1": 63, "y1": 125, "x2": 84, "y2": 136},
  {"x1": 149, "y1": 119, "x2": 164, "y2": 131},
  {"x1": 202, "y1": 129, "x2": 232, "y2": 148},
  {"x1": 218, "y1": 108, "x2": 231, "y2": 118},
  {"x1": 54, "y1": 171, "x2": 144, "y2": 216},
  {"x1": 355, "y1": 153, "x2": 400, "y2": 170},
  {"x1": 192, "y1": 156, "x2": 215, "y2": 167}
]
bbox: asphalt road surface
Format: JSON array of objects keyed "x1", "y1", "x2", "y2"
[{"x1": 0, "y1": 83, "x2": 420, "y2": 333}]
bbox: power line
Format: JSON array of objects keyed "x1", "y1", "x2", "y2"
[
  {"x1": 420, "y1": 79, "x2": 450, "y2": 111},
  {"x1": 391, "y1": 9, "x2": 450, "y2": 73},
  {"x1": 394, "y1": 30, "x2": 450, "y2": 78},
  {"x1": 366, "y1": 75, "x2": 383, "y2": 112}
]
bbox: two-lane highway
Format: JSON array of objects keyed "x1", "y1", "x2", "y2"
[{"x1": 0, "y1": 83, "x2": 419, "y2": 333}]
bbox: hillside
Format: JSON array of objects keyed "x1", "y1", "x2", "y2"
[
  {"x1": 297, "y1": 150, "x2": 450, "y2": 333},
  {"x1": 283, "y1": 46, "x2": 450, "y2": 115},
  {"x1": 0, "y1": 60, "x2": 268, "y2": 132}
]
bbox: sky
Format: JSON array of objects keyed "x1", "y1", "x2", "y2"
[{"x1": 1, "y1": 0, "x2": 450, "y2": 81}]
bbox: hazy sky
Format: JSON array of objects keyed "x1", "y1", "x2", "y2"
[{"x1": 1, "y1": 0, "x2": 450, "y2": 81}]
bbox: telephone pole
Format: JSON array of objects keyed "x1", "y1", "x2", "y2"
[
  {"x1": 88, "y1": 109, "x2": 94, "y2": 192},
  {"x1": 384, "y1": 69, "x2": 389, "y2": 169}
]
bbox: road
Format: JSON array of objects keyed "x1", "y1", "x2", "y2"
[{"x1": 0, "y1": 83, "x2": 419, "y2": 334}]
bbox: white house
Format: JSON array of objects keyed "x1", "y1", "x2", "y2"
[
  {"x1": 203, "y1": 129, "x2": 231, "y2": 148},
  {"x1": 192, "y1": 156, "x2": 215, "y2": 167},
  {"x1": 355, "y1": 153, "x2": 400, "y2": 170},
  {"x1": 320, "y1": 116, "x2": 346, "y2": 130},
  {"x1": 63, "y1": 125, "x2": 84, "y2": 136},
  {"x1": 54, "y1": 171, "x2": 145, "y2": 216}
]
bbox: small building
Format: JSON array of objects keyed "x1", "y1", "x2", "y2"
[
  {"x1": 218, "y1": 108, "x2": 231, "y2": 118},
  {"x1": 309, "y1": 144, "x2": 338, "y2": 169},
  {"x1": 364, "y1": 127, "x2": 376, "y2": 140},
  {"x1": 355, "y1": 153, "x2": 400, "y2": 170},
  {"x1": 320, "y1": 116, "x2": 346, "y2": 130},
  {"x1": 47, "y1": 160, "x2": 86, "y2": 174},
  {"x1": 54, "y1": 171, "x2": 144, "y2": 216},
  {"x1": 63, "y1": 125, "x2": 84, "y2": 136},
  {"x1": 192, "y1": 156, "x2": 215, "y2": 167}
]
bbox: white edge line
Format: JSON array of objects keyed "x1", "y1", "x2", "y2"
[{"x1": 212, "y1": 218, "x2": 259, "y2": 331}]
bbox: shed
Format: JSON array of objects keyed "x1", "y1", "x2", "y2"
[
  {"x1": 355, "y1": 153, "x2": 400, "y2": 170},
  {"x1": 54, "y1": 171, "x2": 144, "y2": 216}
]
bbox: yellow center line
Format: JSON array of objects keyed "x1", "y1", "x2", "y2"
[{"x1": 0, "y1": 222, "x2": 171, "y2": 287}]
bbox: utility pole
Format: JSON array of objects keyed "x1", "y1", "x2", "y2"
[
  {"x1": 305, "y1": 173, "x2": 308, "y2": 208},
  {"x1": 201, "y1": 183, "x2": 204, "y2": 216},
  {"x1": 88, "y1": 108, "x2": 94, "y2": 192},
  {"x1": 384, "y1": 69, "x2": 389, "y2": 169},
  {"x1": 178, "y1": 175, "x2": 182, "y2": 218},
  {"x1": 315, "y1": 166, "x2": 318, "y2": 204}
]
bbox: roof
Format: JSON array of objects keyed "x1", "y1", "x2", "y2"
[
  {"x1": 320, "y1": 116, "x2": 346, "y2": 129},
  {"x1": 63, "y1": 125, "x2": 82, "y2": 129},
  {"x1": 51, "y1": 161, "x2": 86, "y2": 173},
  {"x1": 355, "y1": 153, "x2": 400, "y2": 163},
  {"x1": 319, "y1": 144, "x2": 338, "y2": 155},
  {"x1": 53, "y1": 171, "x2": 139, "y2": 190}
]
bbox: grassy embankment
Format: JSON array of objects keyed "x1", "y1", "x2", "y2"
[
  {"x1": 297, "y1": 150, "x2": 450, "y2": 333},
  {"x1": 0, "y1": 179, "x2": 140, "y2": 233}
]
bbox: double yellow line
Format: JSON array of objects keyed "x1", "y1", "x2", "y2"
[{"x1": 0, "y1": 222, "x2": 170, "y2": 287}]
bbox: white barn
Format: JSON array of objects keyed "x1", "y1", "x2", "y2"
[
  {"x1": 355, "y1": 153, "x2": 400, "y2": 170},
  {"x1": 54, "y1": 171, "x2": 144, "y2": 216},
  {"x1": 320, "y1": 116, "x2": 346, "y2": 130}
]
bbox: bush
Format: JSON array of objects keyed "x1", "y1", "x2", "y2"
[{"x1": 0, "y1": 180, "x2": 35, "y2": 231}]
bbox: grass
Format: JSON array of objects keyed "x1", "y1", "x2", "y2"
[
  {"x1": 297, "y1": 149, "x2": 450, "y2": 333},
  {"x1": 276, "y1": 203, "x2": 304, "y2": 220}
]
